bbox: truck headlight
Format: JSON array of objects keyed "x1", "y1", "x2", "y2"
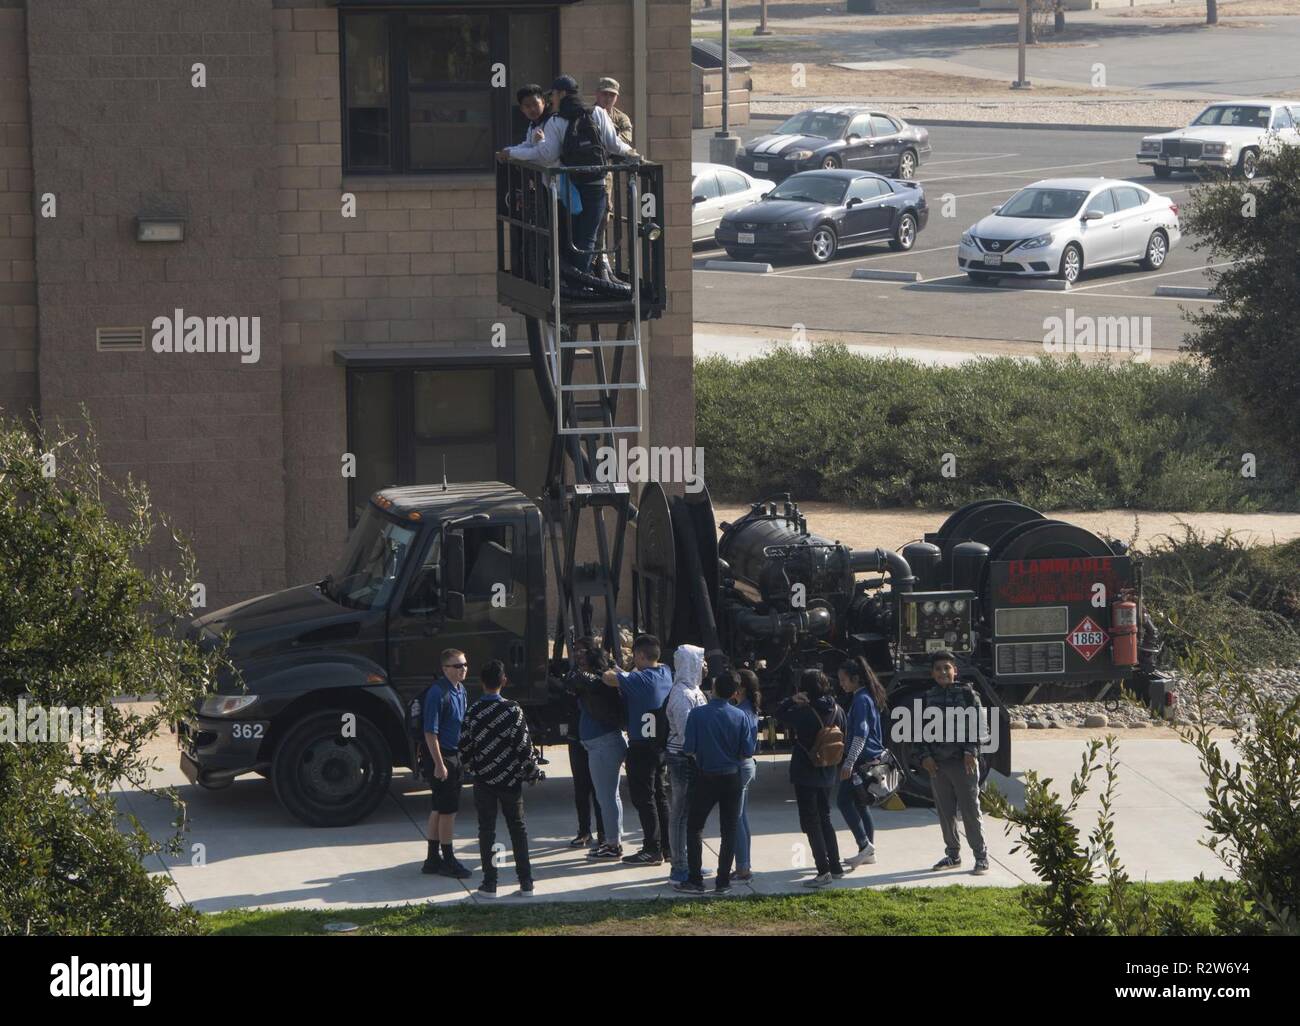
[
  {"x1": 1140, "y1": 140, "x2": 1160, "y2": 154},
  {"x1": 1020, "y1": 233, "x2": 1054, "y2": 249},
  {"x1": 1202, "y1": 142, "x2": 1229, "y2": 156},
  {"x1": 201, "y1": 694, "x2": 259, "y2": 717},
  {"x1": 788, "y1": 149, "x2": 815, "y2": 161}
]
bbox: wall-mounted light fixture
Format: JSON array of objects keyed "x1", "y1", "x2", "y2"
[{"x1": 135, "y1": 216, "x2": 185, "y2": 243}]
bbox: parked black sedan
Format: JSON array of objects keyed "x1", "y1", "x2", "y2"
[
  {"x1": 714, "y1": 169, "x2": 928, "y2": 264},
  {"x1": 734, "y1": 104, "x2": 932, "y2": 181}
]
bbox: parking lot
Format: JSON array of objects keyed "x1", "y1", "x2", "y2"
[{"x1": 694, "y1": 122, "x2": 1227, "y2": 354}]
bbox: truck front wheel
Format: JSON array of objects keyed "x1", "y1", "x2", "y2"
[{"x1": 271, "y1": 709, "x2": 393, "y2": 826}]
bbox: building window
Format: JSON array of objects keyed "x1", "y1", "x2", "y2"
[
  {"x1": 346, "y1": 365, "x2": 550, "y2": 526},
  {"x1": 341, "y1": 6, "x2": 558, "y2": 175}
]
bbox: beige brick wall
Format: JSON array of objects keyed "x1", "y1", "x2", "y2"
[
  {"x1": 277, "y1": 0, "x2": 696, "y2": 587},
  {"x1": 0, "y1": 4, "x2": 37, "y2": 417}
]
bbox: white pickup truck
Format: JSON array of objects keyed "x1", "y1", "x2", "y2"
[{"x1": 1137, "y1": 100, "x2": 1300, "y2": 181}]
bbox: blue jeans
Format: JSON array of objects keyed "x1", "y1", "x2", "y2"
[
  {"x1": 583, "y1": 730, "x2": 626, "y2": 844},
  {"x1": 666, "y1": 753, "x2": 694, "y2": 874},
  {"x1": 836, "y1": 775, "x2": 875, "y2": 850},
  {"x1": 735, "y1": 757, "x2": 757, "y2": 871}
]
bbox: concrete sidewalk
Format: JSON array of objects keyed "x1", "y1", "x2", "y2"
[{"x1": 127, "y1": 735, "x2": 1226, "y2": 912}]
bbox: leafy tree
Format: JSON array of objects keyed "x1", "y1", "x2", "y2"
[
  {"x1": 0, "y1": 415, "x2": 228, "y2": 935},
  {"x1": 1181, "y1": 142, "x2": 1300, "y2": 474}
]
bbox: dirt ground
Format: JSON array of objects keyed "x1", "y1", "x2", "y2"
[{"x1": 712, "y1": 502, "x2": 1300, "y2": 552}]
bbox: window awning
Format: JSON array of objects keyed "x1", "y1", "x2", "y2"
[{"x1": 334, "y1": 345, "x2": 533, "y2": 368}]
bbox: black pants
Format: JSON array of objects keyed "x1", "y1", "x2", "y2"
[
  {"x1": 794, "y1": 783, "x2": 842, "y2": 875},
  {"x1": 687, "y1": 770, "x2": 743, "y2": 886},
  {"x1": 625, "y1": 742, "x2": 671, "y2": 856},
  {"x1": 569, "y1": 739, "x2": 605, "y2": 840},
  {"x1": 473, "y1": 781, "x2": 532, "y2": 886}
]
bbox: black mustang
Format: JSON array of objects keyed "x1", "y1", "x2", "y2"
[
  {"x1": 715, "y1": 169, "x2": 929, "y2": 264},
  {"x1": 734, "y1": 105, "x2": 932, "y2": 181}
]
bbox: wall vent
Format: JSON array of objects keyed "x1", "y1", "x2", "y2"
[{"x1": 96, "y1": 326, "x2": 146, "y2": 352}]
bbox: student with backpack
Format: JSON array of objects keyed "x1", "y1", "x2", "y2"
[
  {"x1": 602, "y1": 633, "x2": 673, "y2": 865},
  {"x1": 773, "y1": 669, "x2": 849, "y2": 888},
  {"x1": 461, "y1": 660, "x2": 538, "y2": 897},
  {"x1": 836, "y1": 656, "x2": 888, "y2": 870},
  {"x1": 498, "y1": 75, "x2": 638, "y2": 274}
]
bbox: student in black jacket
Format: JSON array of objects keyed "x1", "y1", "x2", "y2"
[
  {"x1": 560, "y1": 638, "x2": 607, "y2": 849},
  {"x1": 461, "y1": 660, "x2": 536, "y2": 897},
  {"x1": 773, "y1": 670, "x2": 847, "y2": 887}
]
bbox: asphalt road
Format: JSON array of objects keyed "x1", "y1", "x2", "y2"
[{"x1": 694, "y1": 122, "x2": 1229, "y2": 353}]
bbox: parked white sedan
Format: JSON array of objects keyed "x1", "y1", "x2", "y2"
[
  {"x1": 958, "y1": 178, "x2": 1181, "y2": 285},
  {"x1": 1137, "y1": 99, "x2": 1300, "y2": 180},
  {"x1": 692, "y1": 162, "x2": 774, "y2": 243}
]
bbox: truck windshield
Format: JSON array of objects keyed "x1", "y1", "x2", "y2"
[{"x1": 330, "y1": 506, "x2": 418, "y2": 610}]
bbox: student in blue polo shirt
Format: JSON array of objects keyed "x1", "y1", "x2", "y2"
[
  {"x1": 676, "y1": 670, "x2": 756, "y2": 895},
  {"x1": 420, "y1": 648, "x2": 472, "y2": 880},
  {"x1": 836, "y1": 655, "x2": 887, "y2": 871},
  {"x1": 602, "y1": 634, "x2": 673, "y2": 865}
]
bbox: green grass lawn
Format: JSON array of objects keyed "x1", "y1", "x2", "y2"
[{"x1": 205, "y1": 882, "x2": 1211, "y2": 936}]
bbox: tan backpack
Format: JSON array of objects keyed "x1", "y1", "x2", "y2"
[{"x1": 804, "y1": 704, "x2": 845, "y2": 768}]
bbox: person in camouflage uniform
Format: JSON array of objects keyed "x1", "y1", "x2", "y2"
[
  {"x1": 595, "y1": 77, "x2": 634, "y2": 279},
  {"x1": 920, "y1": 649, "x2": 990, "y2": 875}
]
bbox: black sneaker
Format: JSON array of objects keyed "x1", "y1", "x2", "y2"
[
  {"x1": 517, "y1": 881, "x2": 535, "y2": 896},
  {"x1": 420, "y1": 857, "x2": 443, "y2": 875},
  {"x1": 830, "y1": 867, "x2": 846, "y2": 879},
  {"x1": 569, "y1": 833, "x2": 591, "y2": 848},
  {"x1": 439, "y1": 857, "x2": 473, "y2": 879},
  {"x1": 931, "y1": 855, "x2": 962, "y2": 871},
  {"x1": 713, "y1": 880, "x2": 733, "y2": 896},
  {"x1": 589, "y1": 843, "x2": 623, "y2": 860},
  {"x1": 673, "y1": 880, "x2": 706, "y2": 895},
  {"x1": 622, "y1": 849, "x2": 664, "y2": 866},
  {"x1": 477, "y1": 880, "x2": 498, "y2": 897},
  {"x1": 972, "y1": 857, "x2": 990, "y2": 876}
]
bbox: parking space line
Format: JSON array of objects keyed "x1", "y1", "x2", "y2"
[
  {"x1": 768, "y1": 244, "x2": 957, "y2": 275},
  {"x1": 920, "y1": 152, "x2": 1020, "y2": 167},
  {"x1": 1066, "y1": 260, "x2": 1238, "y2": 292},
  {"x1": 917, "y1": 157, "x2": 1135, "y2": 184}
]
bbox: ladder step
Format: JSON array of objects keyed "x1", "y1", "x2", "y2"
[
  {"x1": 557, "y1": 425, "x2": 641, "y2": 436},
  {"x1": 559, "y1": 339, "x2": 639, "y2": 349},
  {"x1": 561, "y1": 382, "x2": 642, "y2": 392}
]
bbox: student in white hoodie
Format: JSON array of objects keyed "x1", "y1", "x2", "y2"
[{"x1": 664, "y1": 644, "x2": 707, "y2": 885}]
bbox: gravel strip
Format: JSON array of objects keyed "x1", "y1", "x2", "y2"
[{"x1": 1006, "y1": 665, "x2": 1300, "y2": 728}]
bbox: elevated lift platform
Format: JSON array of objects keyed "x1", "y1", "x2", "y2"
[{"x1": 495, "y1": 156, "x2": 667, "y2": 662}]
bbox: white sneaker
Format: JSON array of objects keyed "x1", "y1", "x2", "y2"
[
  {"x1": 802, "y1": 872, "x2": 833, "y2": 888},
  {"x1": 847, "y1": 844, "x2": 876, "y2": 869}
]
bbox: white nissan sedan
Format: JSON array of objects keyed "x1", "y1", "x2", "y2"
[
  {"x1": 957, "y1": 178, "x2": 1182, "y2": 285},
  {"x1": 692, "y1": 162, "x2": 775, "y2": 243}
]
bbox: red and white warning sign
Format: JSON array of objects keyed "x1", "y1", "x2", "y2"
[{"x1": 1067, "y1": 616, "x2": 1109, "y2": 662}]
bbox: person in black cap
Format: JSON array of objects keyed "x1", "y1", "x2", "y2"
[
  {"x1": 920, "y1": 650, "x2": 989, "y2": 875},
  {"x1": 497, "y1": 74, "x2": 638, "y2": 274}
]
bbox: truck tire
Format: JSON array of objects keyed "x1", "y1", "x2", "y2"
[{"x1": 271, "y1": 708, "x2": 393, "y2": 827}]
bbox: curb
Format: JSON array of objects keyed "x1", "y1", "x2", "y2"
[
  {"x1": 749, "y1": 112, "x2": 1172, "y2": 133},
  {"x1": 702, "y1": 259, "x2": 773, "y2": 273},
  {"x1": 852, "y1": 268, "x2": 922, "y2": 282},
  {"x1": 1154, "y1": 285, "x2": 1217, "y2": 299},
  {"x1": 997, "y1": 277, "x2": 1070, "y2": 291}
]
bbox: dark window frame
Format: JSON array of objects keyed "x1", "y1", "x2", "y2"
[
  {"x1": 345, "y1": 363, "x2": 522, "y2": 527},
  {"x1": 338, "y1": 5, "x2": 561, "y2": 176}
]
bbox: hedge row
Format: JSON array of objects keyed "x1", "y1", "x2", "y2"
[{"x1": 695, "y1": 346, "x2": 1298, "y2": 511}]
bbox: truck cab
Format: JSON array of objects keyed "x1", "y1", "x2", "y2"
[{"x1": 178, "y1": 482, "x2": 548, "y2": 826}]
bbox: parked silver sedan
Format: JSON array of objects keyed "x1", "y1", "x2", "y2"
[
  {"x1": 957, "y1": 177, "x2": 1182, "y2": 285},
  {"x1": 692, "y1": 162, "x2": 774, "y2": 243}
]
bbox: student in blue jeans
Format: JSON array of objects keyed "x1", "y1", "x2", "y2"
[
  {"x1": 665, "y1": 644, "x2": 708, "y2": 883},
  {"x1": 836, "y1": 655, "x2": 887, "y2": 870},
  {"x1": 603, "y1": 634, "x2": 674, "y2": 864},
  {"x1": 575, "y1": 644, "x2": 627, "y2": 860},
  {"x1": 732, "y1": 669, "x2": 763, "y2": 881}
]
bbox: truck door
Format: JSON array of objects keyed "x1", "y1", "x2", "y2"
[{"x1": 387, "y1": 515, "x2": 529, "y2": 705}]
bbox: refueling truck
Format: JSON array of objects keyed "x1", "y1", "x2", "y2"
[{"x1": 177, "y1": 154, "x2": 1167, "y2": 825}]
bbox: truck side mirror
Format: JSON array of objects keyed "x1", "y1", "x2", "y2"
[
  {"x1": 445, "y1": 591, "x2": 465, "y2": 621},
  {"x1": 442, "y1": 530, "x2": 466, "y2": 620}
]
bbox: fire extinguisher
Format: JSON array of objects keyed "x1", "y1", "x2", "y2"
[{"x1": 1112, "y1": 595, "x2": 1138, "y2": 667}]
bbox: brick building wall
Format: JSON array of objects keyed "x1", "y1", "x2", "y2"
[{"x1": 6, "y1": 0, "x2": 694, "y2": 610}]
